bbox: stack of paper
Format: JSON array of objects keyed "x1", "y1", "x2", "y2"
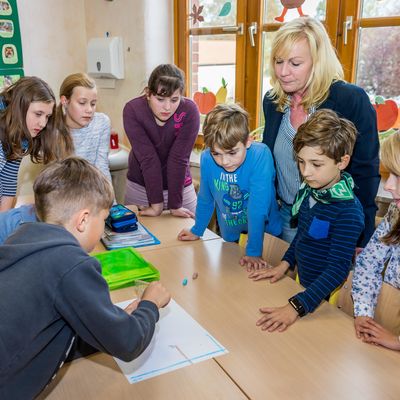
[
  {"x1": 114, "y1": 299, "x2": 228, "y2": 383},
  {"x1": 101, "y1": 222, "x2": 160, "y2": 249}
]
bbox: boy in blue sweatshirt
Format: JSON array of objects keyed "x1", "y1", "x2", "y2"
[
  {"x1": 178, "y1": 103, "x2": 281, "y2": 269},
  {"x1": 0, "y1": 157, "x2": 170, "y2": 399},
  {"x1": 250, "y1": 109, "x2": 364, "y2": 332}
]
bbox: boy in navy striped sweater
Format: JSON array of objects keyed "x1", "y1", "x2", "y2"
[{"x1": 250, "y1": 109, "x2": 364, "y2": 332}]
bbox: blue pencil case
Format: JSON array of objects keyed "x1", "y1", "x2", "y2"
[{"x1": 106, "y1": 204, "x2": 138, "y2": 233}]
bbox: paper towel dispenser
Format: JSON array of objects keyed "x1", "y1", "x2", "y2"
[{"x1": 87, "y1": 37, "x2": 124, "y2": 79}]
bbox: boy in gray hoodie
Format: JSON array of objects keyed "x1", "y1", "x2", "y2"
[{"x1": 0, "y1": 157, "x2": 170, "y2": 399}]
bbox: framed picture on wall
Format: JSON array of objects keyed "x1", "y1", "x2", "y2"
[
  {"x1": 0, "y1": 67, "x2": 23, "y2": 90},
  {"x1": 0, "y1": 0, "x2": 22, "y2": 69},
  {"x1": 0, "y1": 19, "x2": 13, "y2": 38},
  {"x1": 0, "y1": 1, "x2": 12, "y2": 16}
]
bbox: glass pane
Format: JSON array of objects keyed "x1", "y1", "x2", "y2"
[
  {"x1": 362, "y1": 0, "x2": 400, "y2": 18},
  {"x1": 261, "y1": 32, "x2": 275, "y2": 98},
  {"x1": 264, "y1": 0, "x2": 326, "y2": 24},
  {"x1": 259, "y1": 31, "x2": 275, "y2": 128},
  {"x1": 189, "y1": 34, "x2": 236, "y2": 115},
  {"x1": 189, "y1": 0, "x2": 237, "y2": 28},
  {"x1": 356, "y1": 26, "x2": 400, "y2": 131}
]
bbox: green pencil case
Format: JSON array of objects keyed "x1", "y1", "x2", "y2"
[{"x1": 93, "y1": 247, "x2": 160, "y2": 291}]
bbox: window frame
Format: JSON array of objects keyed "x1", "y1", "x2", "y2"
[{"x1": 175, "y1": 0, "x2": 400, "y2": 131}]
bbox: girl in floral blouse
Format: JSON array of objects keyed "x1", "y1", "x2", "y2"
[{"x1": 352, "y1": 131, "x2": 400, "y2": 351}]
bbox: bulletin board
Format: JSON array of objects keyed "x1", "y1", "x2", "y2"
[{"x1": 0, "y1": 0, "x2": 23, "y2": 90}]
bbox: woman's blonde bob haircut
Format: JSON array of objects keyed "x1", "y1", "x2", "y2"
[{"x1": 269, "y1": 17, "x2": 344, "y2": 112}]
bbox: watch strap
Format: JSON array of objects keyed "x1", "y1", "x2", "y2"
[{"x1": 288, "y1": 296, "x2": 306, "y2": 317}]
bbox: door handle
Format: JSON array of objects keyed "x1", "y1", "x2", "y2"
[
  {"x1": 248, "y1": 22, "x2": 258, "y2": 47},
  {"x1": 343, "y1": 16, "x2": 353, "y2": 45},
  {"x1": 222, "y1": 23, "x2": 244, "y2": 35}
]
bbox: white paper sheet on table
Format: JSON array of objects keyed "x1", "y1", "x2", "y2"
[{"x1": 114, "y1": 299, "x2": 228, "y2": 383}]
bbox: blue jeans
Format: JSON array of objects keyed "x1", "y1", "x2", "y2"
[
  {"x1": 279, "y1": 202, "x2": 298, "y2": 244},
  {"x1": 0, "y1": 204, "x2": 37, "y2": 244}
]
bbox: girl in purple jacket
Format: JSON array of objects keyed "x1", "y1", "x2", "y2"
[{"x1": 123, "y1": 64, "x2": 200, "y2": 218}]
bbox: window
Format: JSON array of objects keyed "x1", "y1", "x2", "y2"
[
  {"x1": 338, "y1": 0, "x2": 400, "y2": 132},
  {"x1": 175, "y1": 0, "x2": 400, "y2": 133}
]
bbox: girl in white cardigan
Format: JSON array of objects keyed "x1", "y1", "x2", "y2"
[{"x1": 58, "y1": 73, "x2": 112, "y2": 181}]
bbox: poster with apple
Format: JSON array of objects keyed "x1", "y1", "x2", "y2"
[
  {"x1": 373, "y1": 96, "x2": 400, "y2": 132},
  {"x1": 193, "y1": 87, "x2": 216, "y2": 115}
]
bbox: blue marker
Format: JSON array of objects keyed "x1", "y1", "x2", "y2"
[{"x1": 182, "y1": 278, "x2": 188, "y2": 286}]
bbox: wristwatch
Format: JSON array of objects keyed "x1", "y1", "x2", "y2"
[{"x1": 288, "y1": 296, "x2": 306, "y2": 317}]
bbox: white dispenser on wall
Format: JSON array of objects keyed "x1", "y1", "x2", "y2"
[{"x1": 87, "y1": 37, "x2": 124, "y2": 79}]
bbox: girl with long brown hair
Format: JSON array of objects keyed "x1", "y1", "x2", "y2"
[{"x1": 0, "y1": 76, "x2": 72, "y2": 210}]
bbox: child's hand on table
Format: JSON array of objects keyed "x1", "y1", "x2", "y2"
[
  {"x1": 141, "y1": 281, "x2": 171, "y2": 309},
  {"x1": 256, "y1": 304, "x2": 299, "y2": 332},
  {"x1": 177, "y1": 229, "x2": 199, "y2": 241},
  {"x1": 239, "y1": 256, "x2": 267, "y2": 271},
  {"x1": 139, "y1": 202, "x2": 163, "y2": 217},
  {"x1": 248, "y1": 261, "x2": 290, "y2": 283},
  {"x1": 170, "y1": 207, "x2": 195, "y2": 218},
  {"x1": 357, "y1": 318, "x2": 400, "y2": 350},
  {"x1": 354, "y1": 316, "x2": 373, "y2": 340}
]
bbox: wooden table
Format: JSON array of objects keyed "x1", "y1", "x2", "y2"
[
  {"x1": 40, "y1": 240, "x2": 246, "y2": 400},
  {"x1": 94, "y1": 209, "x2": 220, "y2": 253},
  {"x1": 43, "y1": 237, "x2": 400, "y2": 400},
  {"x1": 134, "y1": 240, "x2": 400, "y2": 400},
  {"x1": 39, "y1": 351, "x2": 246, "y2": 400}
]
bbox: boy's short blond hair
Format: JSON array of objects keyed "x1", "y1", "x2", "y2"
[
  {"x1": 203, "y1": 104, "x2": 249, "y2": 150},
  {"x1": 33, "y1": 157, "x2": 114, "y2": 224},
  {"x1": 293, "y1": 109, "x2": 357, "y2": 162}
]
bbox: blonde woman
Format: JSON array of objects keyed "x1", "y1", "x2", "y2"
[{"x1": 262, "y1": 17, "x2": 379, "y2": 246}]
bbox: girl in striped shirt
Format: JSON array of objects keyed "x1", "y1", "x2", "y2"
[{"x1": 0, "y1": 76, "x2": 72, "y2": 211}]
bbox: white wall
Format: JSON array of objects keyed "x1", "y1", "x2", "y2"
[
  {"x1": 17, "y1": 0, "x2": 88, "y2": 195},
  {"x1": 18, "y1": 0, "x2": 87, "y2": 90},
  {"x1": 84, "y1": 0, "x2": 174, "y2": 143},
  {"x1": 14, "y1": 0, "x2": 174, "y2": 197},
  {"x1": 143, "y1": 0, "x2": 174, "y2": 75}
]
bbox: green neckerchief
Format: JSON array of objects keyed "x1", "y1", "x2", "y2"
[{"x1": 291, "y1": 172, "x2": 355, "y2": 220}]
